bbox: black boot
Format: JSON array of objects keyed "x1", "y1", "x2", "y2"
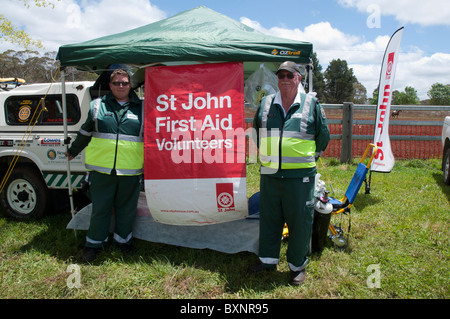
[
  {"x1": 82, "y1": 247, "x2": 101, "y2": 262},
  {"x1": 290, "y1": 269, "x2": 306, "y2": 286}
]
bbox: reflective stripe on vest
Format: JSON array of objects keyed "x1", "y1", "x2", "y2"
[
  {"x1": 85, "y1": 98, "x2": 144, "y2": 175},
  {"x1": 259, "y1": 93, "x2": 316, "y2": 170}
]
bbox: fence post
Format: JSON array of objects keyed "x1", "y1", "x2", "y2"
[{"x1": 340, "y1": 102, "x2": 354, "y2": 163}]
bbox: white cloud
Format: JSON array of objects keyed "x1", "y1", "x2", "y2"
[
  {"x1": 395, "y1": 51, "x2": 450, "y2": 99},
  {"x1": 2, "y1": 1, "x2": 448, "y2": 100},
  {"x1": 241, "y1": 17, "x2": 386, "y2": 64},
  {"x1": 0, "y1": 0, "x2": 166, "y2": 52},
  {"x1": 241, "y1": 17, "x2": 450, "y2": 100},
  {"x1": 337, "y1": 0, "x2": 450, "y2": 26}
]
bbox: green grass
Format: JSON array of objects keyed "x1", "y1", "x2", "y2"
[{"x1": 0, "y1": 159, "x2": 448, "y2": 299}]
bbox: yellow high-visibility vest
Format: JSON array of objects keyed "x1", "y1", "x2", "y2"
[
  {"x1": 259, "y1": 93, "x2": 316, "y2": 171},
  {"x1": 85, "y1": 98, "x2": 143, "y2": 175}
]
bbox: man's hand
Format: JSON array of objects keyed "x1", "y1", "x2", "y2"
[{"x1": 65, "y1": 151, "x2": 74, "y2": 161}]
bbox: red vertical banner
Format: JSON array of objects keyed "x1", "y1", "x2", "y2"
[
  {"x1": 144, "y1": 62, "x2": 248, "y2": 225},
  {"x1": 371, "y1": 27, "x2": 403, "y2": 173}
]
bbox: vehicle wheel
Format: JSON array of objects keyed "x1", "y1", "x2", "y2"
[
  {"x1": 443, "y1": 149, "x2": 450, "y2": 185},
  {"x1": 1, "y1": 167, "x2": 48, "y2": 219}
]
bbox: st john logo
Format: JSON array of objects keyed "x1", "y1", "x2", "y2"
[
  {"x1": 216, "y1": 183, "x2": 235, "y2": 212},
  {"x1": 386, "y1": 52, "x2": 395, "y2": 80}
]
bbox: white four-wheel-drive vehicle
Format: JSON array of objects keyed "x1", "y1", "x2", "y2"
[
  {"x1": 442, "y1": 116, "x2": 450, "y2": 185},
  {"x1": 0, "y1": 81, "x2": 94, "y2": 218}
]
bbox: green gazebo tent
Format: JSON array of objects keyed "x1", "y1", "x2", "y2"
[
  {"x1": 56, "y1": 6, "x2": 313, "y2": 79},
  {"x1": 57, "y1": 6, "x2": 314, "y2": 240}
]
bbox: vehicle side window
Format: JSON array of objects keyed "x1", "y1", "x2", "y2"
[{"x1": 5, "y1": 94, "x2": 81, "y2": 125}]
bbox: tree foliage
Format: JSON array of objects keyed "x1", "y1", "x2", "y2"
[
  {"x1": 370, "y1": 83, "x2": 450, "y2": 106},
  {"x1": 369, "y1": 87, "x2": 379, "y2": 105},
  {"x1": 311, "y1": 52, "x2": 326, "y2": 102},
  {"x1": 0, "y1": 50, "x2": 97, "y2": 83},
  {"x1": 392, "y1": 86, "x2": 420, "y2": 105},
  {"x1": 427, "y1": 83, "x2": 450, "y2": 105},
  {"x1": 353, "y1": 81, "x2": 367, "y2": 104},
  {"x1": 0, "y1": 16, "x2": 43, "y2": 49},
  {"x1": 0, "y1": 0, "x2": 60, "y2": 50},
  {"x1": 323, "y1": 59, "x2": 357, "y2": 104}
]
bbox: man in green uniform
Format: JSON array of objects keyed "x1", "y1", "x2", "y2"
[
  {"x1": 66, "y1": 69, "x2": 144, "y2": 262},
  {"x1": 250, "y1": 61, "x2": 330, "y2": 285}
]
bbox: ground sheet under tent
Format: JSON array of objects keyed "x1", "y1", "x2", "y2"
[{"x1": 67, "y1": 192, "x2": 260, "y2": 254}]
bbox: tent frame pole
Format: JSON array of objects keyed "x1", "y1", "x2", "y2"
[{"x1": 61, "y1": 68, "x2": 77, "y2": 239}]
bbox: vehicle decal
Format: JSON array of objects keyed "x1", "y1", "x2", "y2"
[
  {"x1": 0, "y1": 140, "x2": 13, "y2": 147},
  {"x1": 18, "y1": 105, "x2": 32, "y2": 122},
  {"x1": 43, "y1": 173, "x2": 85, "y2": 188}
]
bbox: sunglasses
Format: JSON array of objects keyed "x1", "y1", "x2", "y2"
[
  {"x1": 111, "y1": 81, "x2": 130, "y2": 86},
  {"x1": 277, "y1": 73, "x2": 295, "y2": 80}
]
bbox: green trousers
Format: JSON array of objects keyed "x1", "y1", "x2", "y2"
[
  {"x1": 258, "y1": 174, "x2": 315, "y2": 271},
  {"x1": 85, "y1": 171, "x2": 141, "y2": 248}
]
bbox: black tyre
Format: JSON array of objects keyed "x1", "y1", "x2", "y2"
[
  {"x1": 1, "y1": 166, "x2": 48, "y2": 219},
  {"x1": 443, "y1": 149, "x2": 450, "y2": 185}
]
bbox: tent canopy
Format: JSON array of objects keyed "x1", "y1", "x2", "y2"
[{"x1": 56, "y1": 6, "x2": 313, "y2": 74}]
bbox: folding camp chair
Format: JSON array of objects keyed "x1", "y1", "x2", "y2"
[{"x1": 324, "y1": 143, "x2": 378, "y2": 249}]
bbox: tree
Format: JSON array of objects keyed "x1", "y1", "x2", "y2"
[
  {"x1": 369, "y1": 87, "x2": 379, "y2": 105},
  {"x1": 0, "y1": 0, "x2": 60, "y2": 50},
  {"x1": 427, "y1": 83, "x2": 450, "y2": 105},
  {"x1": 0, "y1": 50, "x2": 97, "y2": 83},
  {"x1": 392, "y1": 86, "x2": 420, "y2": 105},
  {"x1": 310, "y1": 52, "x2": 326, "y2": 101},
  {"x1": 353, "y1": 81, "x2": 367, "y2": 104},
  {"x1": 323, "y1": 59, "x2": 357, "y2": 103}
]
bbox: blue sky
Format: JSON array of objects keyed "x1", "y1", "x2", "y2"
[
  {"x1": 157, "y1": 0, "x2": 447, "y2": 53},
  {"x1": 2, "y1": 0, "x2": 449, "y2": 100}
]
